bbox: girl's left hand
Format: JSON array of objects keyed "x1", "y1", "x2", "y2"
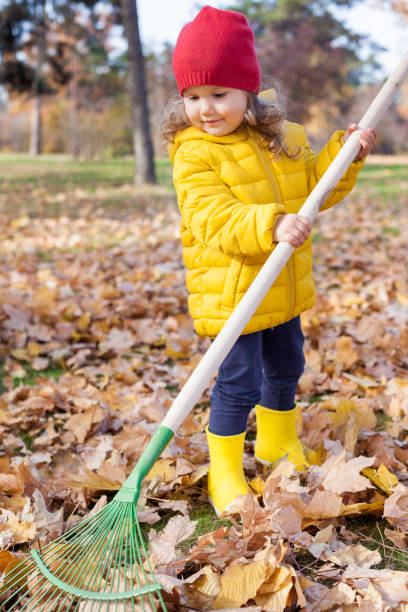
[{"x1": 344, "y1": 123, "x2": 377, "y2": 159}]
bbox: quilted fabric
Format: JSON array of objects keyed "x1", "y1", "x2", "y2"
[{"x1": 170, "y1": 122, "x2": 364, "y2": 337}]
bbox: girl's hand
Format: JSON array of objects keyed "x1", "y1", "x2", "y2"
[
  {"x1": 273, "y1": 213, "x2": 312, "y2": 248},
  {"x1": 344, "y1": 123, "x2": 377, "y2": 159}
]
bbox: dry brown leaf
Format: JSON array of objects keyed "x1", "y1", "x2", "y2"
[
  {"x1": 307, "y1": 451, "x2": 374, "y2": 494},
  {"x1": 67, "y1": 467, "x2": 122, "y2": 491},
  {"x1": 384, "y1": 483, "x2": 408, "y2": 532},
  {"x1": 65, "y1": 405, "x2": 105, "y2": 444},
  {"x1": 148, "y1": 515, "x2": 196, "y2": 569},
  {"x1": 328, "y1": 543, "x2": 381, "y2": 568},
  {"x1": 317, "y1": 582, "x2": 356, "y2": 611}
]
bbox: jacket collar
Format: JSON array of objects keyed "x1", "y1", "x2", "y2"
[{"x1": 169, "y1": 126, "x2": 250, "y2": 163}]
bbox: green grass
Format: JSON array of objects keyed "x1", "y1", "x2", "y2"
[
  {"x1": 0, "y1": 361, "x2": 64, "y2": 393},
  {"x1": 346, "y1": 516, "x2": 408, "y2": 571},
  {"x1": 178, "y1": 505, "x2": 232, "y2": 552},
  {"x1": 0, "y1": 153, "x2": 175, "y2": 219},
  {"x1": 0, "y1": 154, "x2": 173, "y2": 189},
  {"x1": 356, "y1": 164, "x2": 408, "y2": 202}
]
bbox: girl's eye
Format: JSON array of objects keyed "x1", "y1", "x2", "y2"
[{"x1": 213, "y1": 93, "x2": 225, "y2": 98}]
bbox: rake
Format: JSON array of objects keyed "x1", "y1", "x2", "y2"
[{"x1": 1, "y1": 53, "x2": 408, "y2": 612}]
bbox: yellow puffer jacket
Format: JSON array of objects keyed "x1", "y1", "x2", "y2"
[{"x1": 170, "y1": 122, "x2": 363, "y2": 337}]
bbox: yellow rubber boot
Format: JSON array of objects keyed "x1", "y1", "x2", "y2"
[
  {"x1": 254, "y1": 404, "x2": 309, "y2": 471},
  {"x1": 206, "y1": 427, "x2": 249, "y2": 516}
]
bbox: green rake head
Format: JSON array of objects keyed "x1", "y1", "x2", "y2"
[
  {"x1": 0, "y1": 426, "x2": 175, "y2": 611},
  {"x1": 0, "y1": 499, "x2": 166, "y2": 611}
]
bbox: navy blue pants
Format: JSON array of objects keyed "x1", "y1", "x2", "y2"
[{"x1": 209, "y1": 316, "x2": 305, "y2": 435}]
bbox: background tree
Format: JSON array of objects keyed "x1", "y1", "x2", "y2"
[
  {"x1": 0, "y1": 0, "x2": 406, "y2": 156},
  {"x1": 227, "y1": 0, "x2": 378, "y2": 130},
  {"x1": 0, "y1": 0, "x2": 56, "y2": 154},
  {"x1": 119, "y1": 0, "x2": 156, "y2": 185},
  {"x1": 0, "y1": 0, "x2": 107, "y2": 155}
]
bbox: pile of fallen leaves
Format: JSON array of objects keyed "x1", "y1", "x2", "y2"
[{"x1": 1, "y1": 164, "x2": 408, "y2": 610}]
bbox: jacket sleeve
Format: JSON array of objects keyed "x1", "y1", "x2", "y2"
[
  {"x1": 173, "y1": 147, "x2": 287, "y2": 257},
  {"x1": 304, "y1": 130, "x2": 365, "y2": 212}
]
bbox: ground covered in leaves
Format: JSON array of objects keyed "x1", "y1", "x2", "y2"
[{"x1": 0, "y1": 155, "x2": 408, "y2": 610}]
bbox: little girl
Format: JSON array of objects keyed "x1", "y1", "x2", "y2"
[{"x1": 163, "y1": 5, "x2": 376, "y2": 515}]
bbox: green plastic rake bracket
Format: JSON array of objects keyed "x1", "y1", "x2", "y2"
[
  {"x1": 31, "y1": 551, "x2": 162, "y2": 600},
  {"x1": 114, "y1": 425, "x2": 174, "y2": 504}
]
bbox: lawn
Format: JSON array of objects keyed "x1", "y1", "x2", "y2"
[{"x1": 0, "y1": 153, "x2": 408, "y2": 608}]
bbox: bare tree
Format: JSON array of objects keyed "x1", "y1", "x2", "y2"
[
  {"x1": 29, "y1": 0, "x2": 46, "y2": 155},
  {"x1": 120, "y1": 0, "x2": 156, "y2": 184}
]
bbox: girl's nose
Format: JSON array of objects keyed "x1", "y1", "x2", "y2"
[{"x1": 200, "y1": 98, "x2": 214, "y2": 114}]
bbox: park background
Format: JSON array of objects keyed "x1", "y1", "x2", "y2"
[
  {"x1": 1, "y1": 1, "x2": 408, "y2": 610},
  {"x1": 1, "y1": 0, "x2": 408, "y2": 160}
]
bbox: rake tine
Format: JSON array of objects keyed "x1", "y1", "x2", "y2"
[
  {"x1": 90, "y1": 507, "x2": 127, "y2": 612},
  {"x1": 131, "y1": 510, "x2": 164, "y2": 612},
  {"x1": 59, "y1": 503, "x2": 120, "y2": 587},
  {"x1": 91, "y1": 505, "x2": 129, "y2": 601},
  {"x1": 56, "y1": 504, "x2": 126, "y2": 612},
  {"x1": 134, "y1": 512, "x2": 165, "y2": 610}
]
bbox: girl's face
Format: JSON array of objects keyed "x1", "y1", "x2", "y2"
[{"x1": 183, "y1": 85, "x2": 247, "y2": 136}]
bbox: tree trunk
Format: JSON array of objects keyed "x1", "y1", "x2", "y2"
[
  {"x1": 70, "y1": 52, "x2": 80, "y2": 160},
  {"x1": 29, "y1": 95, "x2": 42, "y2": 155},
  {"x1": 120, "y1": 0, "x2": 156, "y2": 185},
  {"x1": 28, "y1": 0, "x2": 46, "y2": 156}
]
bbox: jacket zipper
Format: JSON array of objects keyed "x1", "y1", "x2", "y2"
[{"x1": 252, "y1": 135, "x2": 296, "y2": 319}]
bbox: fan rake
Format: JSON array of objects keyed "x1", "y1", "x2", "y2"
[
  {"x1": 1, "y1": 52, "x2": 408, "y2": 612},
  {"x1": 0, "y1": 429, "x2": 172, "y2": 612}
]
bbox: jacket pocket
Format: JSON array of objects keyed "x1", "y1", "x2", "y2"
[{"x1": 221, "y1": 257, "x2": 244, "y2": 310}]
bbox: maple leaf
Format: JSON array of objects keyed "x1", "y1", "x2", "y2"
[{"x1": 307, "y1": 450, "x2": 374, "y2": 494}]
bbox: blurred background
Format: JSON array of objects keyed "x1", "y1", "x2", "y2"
[{"x1": 0, "y1": 0, "x2": 407, "y2": 170}]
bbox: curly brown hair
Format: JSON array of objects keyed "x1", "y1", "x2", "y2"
[{"x1": 161, "y1": 91, "x2": 299, "y2": 159}]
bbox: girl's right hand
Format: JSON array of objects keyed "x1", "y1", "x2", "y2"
[{"x1": 273, "y1": 214, "x2": 312, "y2": 248}]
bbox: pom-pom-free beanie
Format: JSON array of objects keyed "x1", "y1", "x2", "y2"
[{"x1": 173, "y1": 5, "x2": 261, "y2": 95}]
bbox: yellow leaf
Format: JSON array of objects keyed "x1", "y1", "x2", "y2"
[
  {"x1": 0, "y1": 553, "x2": 29, "y2": 594},
  {"x1": 32, "y1": 286, "x2": 57, "y2": 309},
  {"x1": 342, "y1": 372, "x2": 380, "y2": 388},
  {"x1": 212, "y1": 559, "x2": 270, "y2": 609},
  {"x1": 10, "y1": 348, "x2": 29, "y2": 362},
  {"x1": 185, "y1": 564, "x2": 221, "y2": 606},
  {"x1": 68, "y1": 467, "x2": 121, "y2": 491},
  {"x1": 255, "y1": 565, "x2": 295, "y2": 612},
  {"x1": 27, "y1": 341, "x2": 42, "y2": 356},
  {"x1": 146, "y1": 458, "x2": 177, "y2": 482},
  {"x1": 305, "y1": 443, "x2": 325, "y2": 466},
  {"x1": 0, "y1": 550, "x2": 17, "y2": 571},
  {"x1": 77, "y1": 313, "x2": 91, "y2": 331},
  {"x1": 165, "y1": 343, "x2": 188, "y2": 360},
  {"x1": 335, "y1": 336, "x2": 358, "y2": 369},
  {"x1": 340, "y1": 499, "x2": 385, "y2": 516},
  {"x1": 362, "y1": 464, "x2": 399, "y2": 495},
  {"x1": 250, "y1": 476, "x2": 266, "y2": 495},
  {"x1": 397, "y1": 292, "x2": 408, "y2": 306},
  {"x1": 70, "y1": 331, "x2": 84, "y2": 339}
]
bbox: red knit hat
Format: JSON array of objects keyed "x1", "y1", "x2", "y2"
[{"x1": 173, "y1": 5, "x2": 261, "y2": 95}]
